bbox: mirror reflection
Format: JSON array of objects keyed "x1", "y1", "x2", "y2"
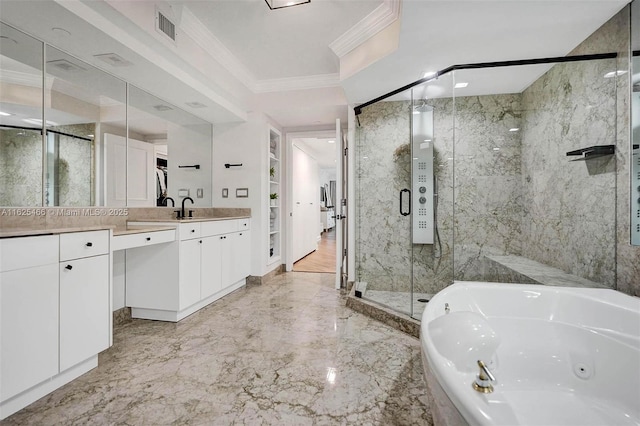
[
  {"x1": 0, "y1": 22, "x2": 213, "y2": 208},
  {"x1": 45, "y1": 45, "x2": 126, "y2": 207},
  {"x1": 0, "y1": 22, "x2": 44, "y2": 206},
  {"x1": 124, "y1": 86, "x2": 212, "y2": 207}
]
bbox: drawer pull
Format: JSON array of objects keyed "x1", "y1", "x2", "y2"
[
  {"x1": 65, "y1": 264, "x2": 73, "y2": 270},
  {"x1": 86, "y1": 242, "x2": 93, "y2": 247},
  {"x1": 146, "y1": 237, "x2": 151, "y2": 241}
]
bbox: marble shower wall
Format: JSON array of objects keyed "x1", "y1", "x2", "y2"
[
  {"x1": 355, "y1": 99, "x2": 454, "y2": 298},
  {"x1": 450, "y1": 94, "x2": 525, "y2": 281},
  {"x1": 0, "y1": 128, "x2": 43, "y2": 206},
  {"x1": 520, "y1": 59, "x2": 618, "y2": 288},
  {"x1": 51, "y1": 123, "x2": 96, "y2": 206},
  {"x1": 0, "y1": 123, "x2": 95, "y2": 207},
  {"x1": 564, "y1": 5, "x2": 639, "y2": 296}
]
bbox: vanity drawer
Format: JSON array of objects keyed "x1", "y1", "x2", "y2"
[
  {"x1": 238, "y1": 219, "x2": 250, "y2": 231},
  {"x1": 112, "y1": 229, "x2": 176, "y2": 251},
  {"x1": 0, "y1": 235, "x2": 59, "y2": 272},
  {"x1": 179, "y1": 223, "x2": 201, "y2": 240},
  {"x1": 201, "y1": 220, "x2": 237, "y2": 237},
  {"x1": 60, "y1": 230, "x2": 109, "y2": 261}
]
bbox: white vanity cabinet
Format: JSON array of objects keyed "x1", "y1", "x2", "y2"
[
  {"x1": 0, "y1": 235, "x2": 59, "y2": 404},
  {"x1": 0, "y1": 230, "x2": 112, "y2": 420},
  {"x1": 59, "y1": 231, "x2": 110, "y2": 372},
  {"x1": 126, "y1": 218, "x2": 251, "y2": 322}
]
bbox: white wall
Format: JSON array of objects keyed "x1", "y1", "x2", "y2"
[
  {"x1": 213, "y1": 112, "x2": 282, "y2": 277},
  {"x1": 318, "y1": 168, "x2": 336, "y2": 188},
  {"x1": 167, "y1": 123, "x2": 213, "y2": 207}
]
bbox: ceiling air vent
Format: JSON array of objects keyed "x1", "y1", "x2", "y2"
[{"x1": 156, "y1": 9, "x2": 177, "y2": 42}]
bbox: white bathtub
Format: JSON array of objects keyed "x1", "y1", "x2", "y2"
[{"x1": 420, "y1": 281, "x2": 640, "y2": 426}]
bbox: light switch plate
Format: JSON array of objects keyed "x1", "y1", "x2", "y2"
[{"x1": 196, "y1": 188, "x2": 203, "y2": 198}]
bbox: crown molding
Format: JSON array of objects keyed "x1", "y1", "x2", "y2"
[
  {"x1": 329, "y1": 0, "x2": 401, "y2": 58},
  {"x1": 179, "y1": 7, "x2": 257, "y2": 91},
  {"x1": 0, "y1": 70, "x2": 43, "y2": 88},
  {"x1": 254, "y1": 73, "x2": 341, "y2": 93}
]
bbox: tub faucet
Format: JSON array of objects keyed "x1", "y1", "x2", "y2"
[
  {"x1": 472, "y1": 360, "x2": 496, "y2": 393},
  {"x1": 181, "y1": 197, "x2": 194, "y2": 219}
]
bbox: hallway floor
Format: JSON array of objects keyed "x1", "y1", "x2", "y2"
[
  {"x1": 4, "y1": 272, "x2": 432, "y2": 425},
  {"x1": 293, "y1": 229, "x2": 336, "y2": 273}
]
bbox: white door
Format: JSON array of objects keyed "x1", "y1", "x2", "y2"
[{"x1": 104, "y1": 133, "x2": 155, "y2": 207}]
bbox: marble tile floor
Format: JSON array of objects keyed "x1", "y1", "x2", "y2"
[
  {"x1": 4, "y1": 272, "x2": 432, "y2": 425},
  {"x1": 362, "y1": 291, "x2": 434, "y2": 321}
]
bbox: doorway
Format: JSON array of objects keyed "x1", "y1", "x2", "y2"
[{"x1": 286, "y1": 129, "x2": 343, "y2": 275}]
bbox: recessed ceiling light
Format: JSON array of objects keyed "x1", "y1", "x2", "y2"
[
  {"x1": 493, "y1": 147, "x2": 500, "y2": 151},
  {"x1": 51, "y1": 27, "x2": 71, "y2": 37},
  {"x1": 454, "y1": 82, "x2": 469, "y2": 89},
  {"x1": 424, "y1": 139, "x2": 431, "y2": 142},
  {"x1": 327, "y1": 140, "x2": 335, "y2": 144},
  {"x1": 509, "y1": 128, "x2": 520, "y2": 132},
  {"x1": 153, "y1": 104, "x2": 173, "y2": 112},
  {"x1": 0, "y1": 111, "x2": 12, "y2": 116},
  {"x1": 423, "y1": 71, "x2": 436, "y2": 79}
]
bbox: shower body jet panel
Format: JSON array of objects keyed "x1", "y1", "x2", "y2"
[{"x1": 412, "y1": 106, "x2": 434, "y2": 244}]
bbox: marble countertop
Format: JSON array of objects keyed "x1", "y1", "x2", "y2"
[
  {"x1": 130, "y1": 215, "x2": 250, "y2": 223},
  {"x1": 112, "y1": 225, "x2": 177, "y2": 236},
  {"x1": 0, "y1": 225, "x2": 114, "y2": 239},
  {"x1": 0, "y1": 215, "x2": 249, "y2": 238}
]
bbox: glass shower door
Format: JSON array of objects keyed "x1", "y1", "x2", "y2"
[{"x1": 354, "y1": 74, "x2": 454, "y2": 319}]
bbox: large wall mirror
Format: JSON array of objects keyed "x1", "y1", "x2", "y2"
[
  {"x1": 632, "y1": 0, "x2": 640, "y2": 245},
  {"x1": 0, "y1": 22, "x2": 44, "y2": 206},
  {"x1": 0, "y1": 22, "x2": 213, "y2": 208}
]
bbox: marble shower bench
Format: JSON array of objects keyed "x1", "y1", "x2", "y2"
[{"x1": 484, "y1": 254, "x2": 608, "y2": 288}]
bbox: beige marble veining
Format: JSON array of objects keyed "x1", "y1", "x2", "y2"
[
  {"x1": 4, "y1": 272, "x2": 431, "y2": 425},
  {"x1": 0, "y1": 207, "x2": 252, "y2": 238}
]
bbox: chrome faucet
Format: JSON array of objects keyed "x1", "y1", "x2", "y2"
[
  {"x1": 162, "y1": 196, "x2": 175, "y2": 207},
  {"x1": 181, "y1": 196, "x2": 194, "y2": 219},
  {"x1": 472, "y1": 360, "x2": 496, "y2": 393}
]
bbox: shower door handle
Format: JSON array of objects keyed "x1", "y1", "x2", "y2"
[{"x1": 400, "y1": 189, "x2": 411, "y2": 216}]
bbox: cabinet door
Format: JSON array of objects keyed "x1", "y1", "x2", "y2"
[
  {"x1": 200, "y1": 235, "x2": 222, "y2": 299},
  {"x1": 1, "y1": 264, "x2": 59, "y2": 401},
  {"x1": 234, "y1": 231, "x2": 251, "y2": 282},
  {"x1": 179, "y1": 239, "x2": 201, "y2": 310},
  {"x1": 224, "y1": 231, "x2": 251, "y2": 287},
  {"x1": 59, "y1": 255, "x2": 110, "y2": 372}
]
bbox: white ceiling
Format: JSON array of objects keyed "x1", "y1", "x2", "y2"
[
  {"x1": 0, "y1": 0, "x2": 631, "y2": 130},
  {"x1": 294, "y1": 137, "x2": 337, "y2": 168},
  {"x1": 178, "y1": 0, "x2": 382, "y2": 80}
]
